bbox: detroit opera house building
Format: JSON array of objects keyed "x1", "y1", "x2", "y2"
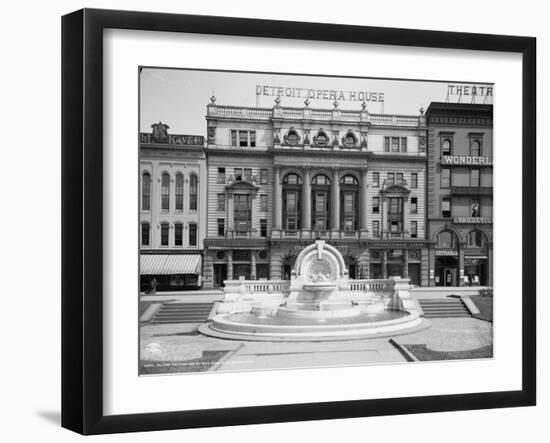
[{"x1": 139, "y1": 96, "x2": 493, "y2": 291}]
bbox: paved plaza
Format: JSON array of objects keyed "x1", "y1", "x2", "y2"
[{"x1": 139, "y1": 315, "x2": 493, "y2": 374}]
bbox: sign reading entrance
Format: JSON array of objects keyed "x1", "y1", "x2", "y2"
[{"x1": 435, "y1": 250, "x2": 458, "y2": 256}]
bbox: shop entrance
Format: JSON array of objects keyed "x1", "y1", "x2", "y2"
[
  {"x1": 435, "y1": 256, "x2": 458, "y2": 286},
  {"x1": 464, "y1": 257, "x2": 487, "y2": 286},
  {"x1": 408, "y1": 263, "x2": 421, "y2": 286}
]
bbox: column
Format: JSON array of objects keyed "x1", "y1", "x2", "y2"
[
  {"x1": 403, "y1": 197, "x2": 410, "y2": 239},
  {"x1": 227, "y1": 194, "x2": 234, "y2": 233},
  {"x1": 273, "y1": 166, "x2": 282, "y2": 232},
  {"x1": 302, "y1": 168, "x2": 311, "y2": 235},
  {"x1": 227, "y1": 252, "x2": 233, "y2": 280},
  {"x1": 402, "y1": 249, "x2": 409, "y2": 278},
  {"x1": 382, "y1": 250, "x2": 388, "y2": 278},
  {"x1": 360, "y1": 167, "x2": 369, "y2": 234},
  {"x1": 381, "y1": 197, "x2": 388, "y2": 238},
  {"x1": 458, "y1": 244, "x2": 465, "y2": 287},
  {"x1": 251, "y1": 253, "x2": 257, "y2": 280},
  {"x1": 331, "y1": 168, "x2": 340, "y2": 233}
]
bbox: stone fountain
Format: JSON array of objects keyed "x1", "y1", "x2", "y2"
[{"x1": 199, "y1": 240, "x2": 427, "y2": 341}]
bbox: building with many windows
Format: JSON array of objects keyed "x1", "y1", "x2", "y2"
[
  {"x1": 425, "y1": 102, "x2": 493, "y2": 287},
  {"x1": 202, "y1": 98, "x2": 430, "y2": 288},
  {"x1": 139, "y1": 123, "x2": 207, "y2": 292}
]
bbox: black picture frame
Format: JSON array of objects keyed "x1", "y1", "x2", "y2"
[{"x1": 62, "y1": 8, "x2": 536, "y2": 435}]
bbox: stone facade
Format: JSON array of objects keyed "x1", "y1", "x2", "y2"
[
  {"x1": 425, "y1": 103, "x2": 493, "y2": 287},
  {"x1": 202, "y1": 100, "x2": 430, "y2": 288}
]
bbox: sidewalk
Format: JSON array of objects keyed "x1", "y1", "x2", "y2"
[{"x1": 140, "y1": 289, "x2": 224, "y2": 302}]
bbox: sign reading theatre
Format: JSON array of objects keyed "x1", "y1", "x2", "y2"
[{"x1": 256, "y1": 85, "x2": 384, "y2": 102}]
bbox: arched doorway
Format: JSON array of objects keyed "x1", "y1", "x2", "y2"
[{"x1": 434, "y1": 230, "x2": 459, "y2": 286}]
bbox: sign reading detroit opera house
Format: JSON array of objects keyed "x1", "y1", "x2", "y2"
[{"x1": 256, "y1": 85, "x2": 385, "y2": 102}]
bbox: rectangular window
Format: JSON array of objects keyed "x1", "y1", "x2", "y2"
[
  {"x1": 250, "y1": 131, "x2": 256, "y2": 147},
  {"x1": 396, "y1": 173, "x2": 404, "y2": 185},
  {"x1": 174, "y1": 223, "x2": 183, "y2": 246},
  {"x1": 141, "y1": 223, "x2": 150, "y2": 246},
  {"x1": 217, "y1": 194, "x2": 225, "y2": 211},
  {"x1": 217, "y1": 219, "x2": 225, "y2": 236},
  {"x1": 344, "y1": 193, "x2": 353, "y2": 213},
  {"x1": 401, "y1": 137, "x2": 407, "y2": 152},
  {"x1": 231, "y1": 130, "x2": 237, "y2": 146},
  {"x1": 411, "y1": 173, "x2": 418, "y2": 188},
  {"x1": 442, "y1": 198, "x2": 451, "y2": 218},
  {"x1": 260, "y1": 219, "x2": 267, "y2": 237},
  {"x1": 372, "y1": 220, "x2": 380, "y2": 238},
  {"x1": 188, "y1": 224, "x2": 197, "y2": 246},
  {"x1": 372, "y1": 197, "x2": 379, "y2": 213},
  {"x1": 441, "y1": 167, "x2": 451, "y2": 188},
  {"x1": 391, "y1": 137, "x2": 400, "y2": 152},
  {"x1": 372, "y1": 172, "x2": 380, "y2": 187},
  {"x1": 411, "y1": 221, "x2": 418, "y2": 238},
  {"x1": 471, "y1": 169, "x2": 480, "y2": 187},
  {"x1": 411, "y1": 197, "x2": 418, "y2": 213},
  {"x1": 384, "y1": 137, "x2": 390, "y2": 152},
  {"x1": 260, "y1": 194, "x2": 268, "y2": 212},
  {"x1": 260, "y1": 169, "x2": 268, "y2": 184},
  {"x1": 217, "y1": 167, "x2": 226, "y2": 184},
  {"x1": 244, "y1": 168, "x2": 252, "y2": 181},
  {"x1": 239, "y1": 131, "x2": 248, "y2": 147},
  {"x1": 389, "y1": 197, "x2": 402, "y2": 214},
  {"x1": 234, "y1": 194, "x2": 252, "y2": 232},
  {"x1": 234, "y1": 168, "x2": 243, "y2": 181},
  {"x1": 387, "y1": 173, "x2": 395, "y2": 186},
  {"x1": 161, "y1": 223, "x2": 169, "y2": 246}
]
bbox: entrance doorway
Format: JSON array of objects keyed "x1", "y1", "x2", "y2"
[
  {"x1": 408, "y1": 263, "x2": 420, "y2": 286},
  {"x1": 213, "y1": 264, "x2": 227, "y2": 287},
  {"x1": 233, "y1": 264, "x2": 251, "y2": 280},
  {"x1": 435, "y1": 256, "x2": 458, "y2": 286}
]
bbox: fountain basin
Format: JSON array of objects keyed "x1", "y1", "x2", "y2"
[
  {"x1": 199, "y1": 310, "x2": 429, "y2": 341},
  {"x1": 302, "y1": 282, "x2": 337, "y2": 297}
]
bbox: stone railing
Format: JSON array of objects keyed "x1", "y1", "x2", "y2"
[
  {"x1": 224, "y1": 279, "x2": 290, "y2": 295},
  {"x1": 207, "y1": 104, "x2": 422, "y2": 127},
  {"x1": 349, "y1": 279, "x2": 392, "y2": 292}
]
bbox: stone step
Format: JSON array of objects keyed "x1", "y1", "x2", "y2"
[
  {"x1": 149, "y1": 302, "x2": 214, "y2": 324},
  {"x1": 417, "y1": 298, "x2": 471, "y2": 318}
]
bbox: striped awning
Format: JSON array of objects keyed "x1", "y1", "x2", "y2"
[{"x1": 140, "y1": 254, "x2": 202, "y2": 275}]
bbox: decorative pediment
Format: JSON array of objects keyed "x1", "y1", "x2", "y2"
[
  {"x1": 381, "y1": 184, "x2": 411, "y2": 195},
  {"x1": 225, "y1": 180, "x2": 259, "y2": 195}
]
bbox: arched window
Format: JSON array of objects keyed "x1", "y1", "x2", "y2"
[
  {"x1": 437, "y1": 230, "x2": 456, "y2": 248},
  {"x1": 311, "y1": 174, "x2": 331, "y2": 185},
  {"x1": 467, "y1": 230, "x2": 485, "y2": 248},
  {"x1": 282, "y1": 173, "x2": 302, "y2": 185},
  {"x1": 471, "y1": 139, "x2": 481, "y2": 156},
  {"x1": 189, "y1": 174, "x2": 198, "y2": 210},
  {"x1": 442, "y1": 139, "x2": 452, "y2": 155},
  {"x1": 175, "y1": 173, "x2": 184, "y2": 211},
  {"x1": 284, "y1": 128, "x2": 300, "y2": 146},
  {"x1": 282, "y1": 173, "x2": 302, "y2": 231},
  {"x1": 142, "y1": 172, "x2": 151, "y2": 211},
  {"x1": 339, "y1": 174, "x2": 358, "y2": 185},
  {"x1": 342, "y1": 131, "x2": 357, "y2": 148},
  {"x1": 314, "y1": 130, "x2": 329, "y2": 147},
  {"x1": 161, "y1": 173, "x2": 170, "y2": 212}
]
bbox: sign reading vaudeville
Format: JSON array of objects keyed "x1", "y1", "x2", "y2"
[
  {"x1": 256, "y1": 85, "x2": 385, "y2": 102},
  {"x1": 453, "y1": 217, "x2": 493, "y2": 224},
  {"x1": 442, "y1": 155, "x2": 493, "y2": 166}
]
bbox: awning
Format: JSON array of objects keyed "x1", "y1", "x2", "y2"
[{"x1": 140, "y1": 254, "x2": 202, "y2": 275}]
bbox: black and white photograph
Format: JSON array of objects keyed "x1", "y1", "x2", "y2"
[{"x1": 138, "y1": 68, "x2": 494, "y2": 375}]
